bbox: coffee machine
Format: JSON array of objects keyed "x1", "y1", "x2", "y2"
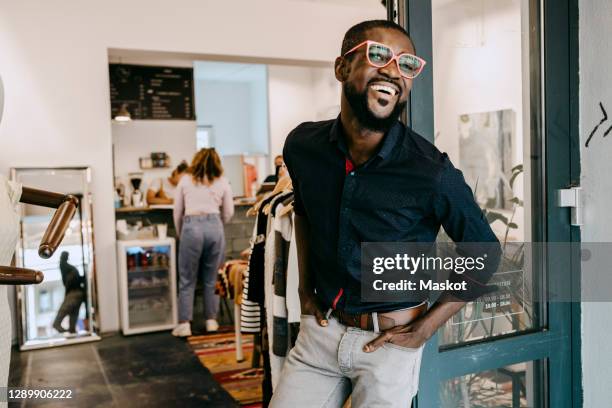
[{"x1": 129, "y1": 172, "x2": 145, "y2": 208}]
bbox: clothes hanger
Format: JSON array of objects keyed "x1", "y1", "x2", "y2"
[
  {"x1": 0, "y1": 187, "x2": 79, "y2": 285},
  {"x1": 276, "y1": 202, "x2": 294, "y2": 218},
  {"x1": 247, "y1": 175, "x2": 293, "y2": 217},
  {"x1": 262, "y1": 176, "x2": 292, "y2": 215},
  {"x1": 246, "y1": 195, "x2": 266, "y2": 217}
]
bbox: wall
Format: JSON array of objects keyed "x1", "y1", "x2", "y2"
[
  {"x1": 579, "y1": 0, "x2": 612, "y2": 405},
  {"x1": 0, "y1": 0, "x2": 385, "y2": 332},
  {"x1": 112, "y1": 121, "x2": 197, "y2": 192},
  {"x1": 197, "y1": 80, "x2": 253, "y2": 155},
  {"x1": 268, "y1": 65, "x2": 340, "y2": 160}
]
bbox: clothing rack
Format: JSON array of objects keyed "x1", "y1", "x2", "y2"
[{"x1": 239, "y1": 183, "x2": 300, "y2": 405}]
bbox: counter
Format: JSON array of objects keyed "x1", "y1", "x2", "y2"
[{"x1": 115, "y1": 199, "x2": 256, "y2": 259}]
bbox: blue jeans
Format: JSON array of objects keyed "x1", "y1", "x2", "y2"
[{"x1": 178, "y1": 214, "x2": 225, "y2": 321}]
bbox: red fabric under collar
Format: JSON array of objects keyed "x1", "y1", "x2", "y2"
[{"x1": 345, "y1": 158, "x2": 355, "y2": 175}]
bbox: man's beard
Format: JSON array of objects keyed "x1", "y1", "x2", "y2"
[{"x1": 344, "y1": 82, "x2": 407, "y2": 132}]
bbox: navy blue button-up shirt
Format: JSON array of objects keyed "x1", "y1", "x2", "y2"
[{"x1": 283, "y1": 117, "x2": 499, "y2": 313}]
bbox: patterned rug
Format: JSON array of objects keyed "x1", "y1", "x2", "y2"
[{"x1": 188, "y1": 329, "x2": 263, "y2": 407}]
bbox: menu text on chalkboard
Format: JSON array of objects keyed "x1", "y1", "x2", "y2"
[{"x1": 109, "y1": 64, "x2": 195, "y2": 120}]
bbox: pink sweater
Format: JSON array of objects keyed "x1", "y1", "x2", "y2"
[{"x1": 173, "y1": 175, "x2": 234, "y2": 235}]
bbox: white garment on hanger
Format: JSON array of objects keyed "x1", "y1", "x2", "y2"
[
  {"x1": 0, "y1": 175, "x2": 22, "y2": 403},
  {"x1": 286, "y1": 212, "x2": 301, "y2": 323},
  {"x1": 263, "y1": 205, "x2": 281, "y2": 389}
]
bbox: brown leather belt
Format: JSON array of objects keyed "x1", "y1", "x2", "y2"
[{"x1": 333, "y1": 302, "x2": 428, "y2": 332}]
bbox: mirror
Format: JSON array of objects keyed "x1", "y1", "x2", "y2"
[{"x1": 10, "y1": 167, "x2": 100, "y2": 350}]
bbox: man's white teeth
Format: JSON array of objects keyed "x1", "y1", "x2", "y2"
[{"x1": 370, "y1": 84, "x2": 397, "y2": 96}]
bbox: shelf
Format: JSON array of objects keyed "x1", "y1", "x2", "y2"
[{"x1": 139, "y1": 166, "x2": 170, "y2": 170}]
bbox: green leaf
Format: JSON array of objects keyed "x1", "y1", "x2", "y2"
[
  {"x1": 509, "y1": 197, "x2": 524, "y2": 206},
  {"x1": 486, "y1": 212, "x2": 509, "y2": 225},
  {"x1": 510, "y1": 170, "x2": 522, "y2": 188}
]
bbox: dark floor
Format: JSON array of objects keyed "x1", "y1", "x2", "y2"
[{"x1": 8, "y1": 299, "x2": 240, "y2": 407}]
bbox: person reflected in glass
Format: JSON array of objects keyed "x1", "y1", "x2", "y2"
[{"x1": 53, "y1": 251, "x2": 85, "y2": 336}]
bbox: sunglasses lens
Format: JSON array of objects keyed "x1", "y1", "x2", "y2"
[
  {"x1": 368, "y1": 44, "x2": 393, "y2": 67},
  {"x1": 398, "y1": 54, "x2": 422, "y2": 78}
]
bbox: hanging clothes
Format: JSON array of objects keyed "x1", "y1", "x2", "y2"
[
  {"x1": 241, "y1": 191, "x2": 291, "y2": 334},
  {"x1": 241, "y1": 221, "x2": 263, "y2": 334},
  {"x1": 286, "y1": 212, "x2": 301, "y2": 324}
]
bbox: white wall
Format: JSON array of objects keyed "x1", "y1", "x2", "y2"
[
  {"x1": 268, "y1": 65, "x2": 340, "y2": 161},
  {"x1": 0, "y1": 0, "x2": 385, "y2": 332},
  {"x1": 111, "y1": 121, "x2": 197, "y2": 193},
  {"x1": 579, "y1": 0, "x2": 612, "y2": 405},
  {"x1": 197, "y1": 80, "x2": 254, "y2": 155}
]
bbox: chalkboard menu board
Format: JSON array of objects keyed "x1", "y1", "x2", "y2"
[{"x1": 109, "y1": 64, "x2": 195, "y2": 120}]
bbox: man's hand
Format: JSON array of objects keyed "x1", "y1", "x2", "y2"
[
  {"x1": 300, "y1": 290, "x2": 328, "y2": 327},
  {"x1": 364, "y1": 295, "x2": 467, "y2": 353},
  {"x1": 363, "y1": 316, "x2": 433, "y2": 352}
]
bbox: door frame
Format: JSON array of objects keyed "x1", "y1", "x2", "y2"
[{"x1": 392, "y1": 0, "x2": 582, "y2": 406}]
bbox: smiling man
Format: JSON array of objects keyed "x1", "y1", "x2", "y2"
[{"x1": 270, "y1": 20, "x2": 500, "y2": 407}]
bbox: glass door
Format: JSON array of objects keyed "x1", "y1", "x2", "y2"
[{"x1": 397, "y1": 0, "x2": 579, "y2": 406}]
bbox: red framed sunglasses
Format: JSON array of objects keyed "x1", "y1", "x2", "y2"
[{"x1": 343, "y1": 40, "x2": 427, "y2": 79}]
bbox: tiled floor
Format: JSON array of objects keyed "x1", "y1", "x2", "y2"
[
  {"x1": 9, "y1": 276, "x2": 241, "y2": 407},
  {"x1": 9, "y1": 330, "x2": 239, "y2": 407}
]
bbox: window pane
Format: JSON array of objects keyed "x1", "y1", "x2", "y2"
[
  {"x1": 441, "y1": 360, "x2": 543, "y2": 408},
  {"x1": 432, "y1": 0, "x2": 542, "y2": 346}
]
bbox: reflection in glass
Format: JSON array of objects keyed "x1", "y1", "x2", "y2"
[
  {"x1": 117, "y1": 239, "x2": 177, "y2": 335},
  {"x1": 432, "y1": 0, "x2": 541, "y2": 346},
  {"x1": 12, "y1": 167, "x2": 99, "y2": 349},
  {"x1": 126, "y1": 245, "x2": 173, "y2": 328},
  {"x1": 441, "y1": 361, "x2": 541, "y2": 408}
]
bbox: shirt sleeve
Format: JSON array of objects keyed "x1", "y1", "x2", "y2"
[
  {"x1": 433, "y1": 158, "x2": 502, "y2": 301},
  {"x1": 220, "y1": 179, "x2": 235, "y2": 223},
  {"x1": 282, "y1": 135, "x2": 306, "y2": 217},
  {"x1": 173, "y1": 178, "x2": 185, "y2": 236}
]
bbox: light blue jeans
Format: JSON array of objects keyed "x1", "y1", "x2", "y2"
[
  {"x1": 270, "y1": 314, "x2": 424, "y2": 408},
  {"x1": 178, "y1": 214, "x2": 225, "y2": 321}
]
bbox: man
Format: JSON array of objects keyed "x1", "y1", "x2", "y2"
[
  {"x1": 263, "y1": 154, "x2": 285, "y2": 183},
  {"x1": 271, "y1": 20, "x2": 500, "y2": 407}
]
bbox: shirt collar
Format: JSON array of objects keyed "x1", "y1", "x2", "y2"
[{"x1": 329, "y1": 115, "x2": 403, "y2": 161}]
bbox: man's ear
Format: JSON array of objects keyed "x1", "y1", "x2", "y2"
[{"x1": 334, "y1": 56, "x2": 349, "y2": 82}]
